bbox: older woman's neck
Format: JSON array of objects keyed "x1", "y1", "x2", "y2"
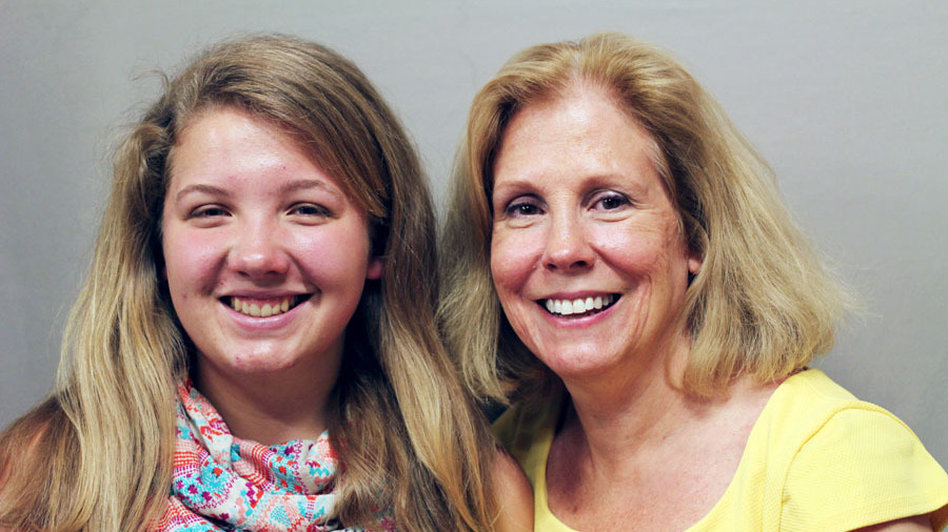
[
  {"x1": 558, "y1": 344, "x2": 775, "y2": 481},
  {"x1": 559, "y1": 338, "x2": 731, "y2": 455}
]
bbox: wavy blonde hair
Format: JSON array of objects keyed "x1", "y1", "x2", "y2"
[
  {"x1": 440, "y1": 32, "x2": 850, "y2": 403},
  {"x1": 0, "y1": 34, "x2": 496, "y2": 531}
]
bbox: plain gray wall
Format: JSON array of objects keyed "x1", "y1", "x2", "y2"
[{"x1": 1, "y1": 1, "x2": 945, "y2": 467}]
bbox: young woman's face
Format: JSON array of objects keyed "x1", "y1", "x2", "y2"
[
  {"x1": 161, "y1": 107, "x2": 382, "y2": 388},
  {"x1": 489, "y1": 88, "x2": 700, "y2": 383}
]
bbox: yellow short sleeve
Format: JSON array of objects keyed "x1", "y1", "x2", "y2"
[{"x1": 781, "y1": 407, "x2": 948, "y2": 530}]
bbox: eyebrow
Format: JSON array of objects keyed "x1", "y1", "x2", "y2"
[
  {"x1": 174, "y1": 184, "x2": 228, "y2": 204},
  {"x1": 173, "y1": 179, "x2": 342, "y2": 204},
  {"x1": 279, "y1": 179, "x2": 339, "y2": 197}
]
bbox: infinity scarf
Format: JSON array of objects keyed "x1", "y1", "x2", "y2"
[{"x1": 154, "y1": 380, "x2": 394, "y2": 531}]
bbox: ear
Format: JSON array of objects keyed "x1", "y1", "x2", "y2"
[
  {"x1": 687, "y1": 252, "x2": 702, "y2": 275},
  {"x1": 366, "y1": 256, "x2": 384, "y2": 280}
]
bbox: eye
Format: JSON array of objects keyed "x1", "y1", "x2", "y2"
[
  {"x1": 189, "y1": 206, "x2": 229, "y2": 218},
  {"x1": 592, "y1": 191, "x2": 631, "y2": 211},
  {"x1": 289, "y1": 203, "x2": 331, "y2": 217},
  {"x1": 504, "y1": 196, "x2": 544, "y2": 218}
]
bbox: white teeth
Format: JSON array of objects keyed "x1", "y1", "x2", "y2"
[
  {"x1": 230, "y1": 296, "x2": 296, "y2": 317},
  {"x1": 543, "y1": 294, "x2": 615, "y2": 317}
]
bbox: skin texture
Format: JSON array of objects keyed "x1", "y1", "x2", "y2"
[
  {"x1": 856, "y1": 515, "x2": 932, "y2": 531},
  {"x1": 492, "y1": 451, "x2": 535, "y2": 531},
  {"x1": 490, "y1": 86, "x2": 700, "y2": 391},
  {"x1": 161, "y1": 107, "x2": 382, "y2": 444}
]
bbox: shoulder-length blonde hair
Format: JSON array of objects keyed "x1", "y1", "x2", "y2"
[
  {"x1": 440, "y1": 32, "x2": 849, "y2": 403},
  {"x1": 0, "y1": 34, "x2": 496, "y2": 531}
]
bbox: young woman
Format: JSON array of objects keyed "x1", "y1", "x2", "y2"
[{"x1": 0, "y1": 35, "x2": 531, "y2": 531}]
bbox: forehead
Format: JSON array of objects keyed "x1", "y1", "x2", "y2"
[
  {"x1": 494, "y1": 86, "x2": 660, "y2": 177},
  {"x1": 168, "y1": 107, "x2": 363, "y2": 195}
]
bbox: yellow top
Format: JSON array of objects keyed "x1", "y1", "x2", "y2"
[{"x1": 494, "y1": 369, "x2": 948, "y2": 531}]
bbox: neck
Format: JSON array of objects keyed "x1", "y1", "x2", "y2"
[
  {"x1": 558, "y1": 334, "x2": 710, "y2": 467},
  {"x1": 557, "y1": 341, "x2": 777, "y2": 482},
  {"x1": 194, "y1": 357, "x2": 340, "y2": 445}
]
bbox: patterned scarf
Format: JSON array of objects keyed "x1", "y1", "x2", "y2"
[{"x1": 154, "y1": 380, "x2": 394, "y2": 531}]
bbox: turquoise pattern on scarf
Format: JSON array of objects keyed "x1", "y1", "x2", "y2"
[{"x1": 154, "y1": 380, "x2": 394, "y2": 531}]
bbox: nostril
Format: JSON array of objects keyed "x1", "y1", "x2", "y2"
[
  {"x1": 544, "y1": 252, "x2": 593, "y2": 271},
  {"x1": 231, "y1": 245, "x2": 291, "y2": 277},
  {"x1": 541, "y1": 226, "x2": 594, "y2": 271}
]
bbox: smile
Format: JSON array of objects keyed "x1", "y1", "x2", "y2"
[
  {"x1": 541, "y1": 294, "x2": 618, "y2": 317},
  {"x1": 222, "y1": 295, "x2": 310, "y2": 317}
]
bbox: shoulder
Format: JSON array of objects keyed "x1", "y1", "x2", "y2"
[
  {"x1": 0, "y1": 397, "x2": 71, "y2": 527},
  {"x1": 489, "y1": 448, "x2": 534, "y2": 532},
  {"x1": 759, "y1": 368, "x2": 914, "y2": 450},
  {"x1": 770, "y1": 370, "x2": 948, "y2": 531},
  {"x1": 0, "y1": 397, "x2": 62, "y2": 478}
]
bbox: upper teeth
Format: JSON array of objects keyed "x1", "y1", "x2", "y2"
[
  {"x1": 230, "y1": 296, "x2": 293, "y2": 317},
  {"x1": 544, "y1": 295, "x2": 615, "y2": 316}
]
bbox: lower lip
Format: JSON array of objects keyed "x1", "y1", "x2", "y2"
[{"x1": 223, "y1": 299, "x2": 307, "y2": 330}]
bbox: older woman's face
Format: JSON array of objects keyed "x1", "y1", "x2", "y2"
[{"x1": 489, "y1": 88, "x2": 700, "y2": 382}]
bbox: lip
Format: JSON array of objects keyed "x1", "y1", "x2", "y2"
[
  {"x1": 219, "y1": 292, "x2": 314, "y2": 330},
  {"x1": 535, "y1": 291, "x2": 621, "y2": 323}
]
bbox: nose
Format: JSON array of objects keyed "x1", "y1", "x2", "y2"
[
  {"x1": 542, "y1": 211, "x2": 594, "y2": 272},
  {"x1": 230, "y1": 218, "x2": 290, "y2": 279}
]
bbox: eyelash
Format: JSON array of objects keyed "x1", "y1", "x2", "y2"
[
  {"x1": 502, "y1": 191, "x2": 631, "y2": 218},
  {"x1": 190, "y1": 206, "x2": 229, "y2": 218},
  {"x1": 504, "y1": 198, "x2": 543, "y2": 217},
  {"x1": 289, "y1": 203, "x2": 331, "y2": 217},
  {"x1": 593, "y1": 192, "x2": 631, "y2": 210},
  {"x1": 187, "y1": 203, "x2": 331, "y2": 220}
]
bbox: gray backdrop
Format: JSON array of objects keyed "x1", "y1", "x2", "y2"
[{"x1": 1, "y1": 1, "x2": 945, "y2": 466}]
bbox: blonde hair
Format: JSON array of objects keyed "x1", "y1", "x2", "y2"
[
  {"x1": 440, "y1": 32, "x2": 850, "y2": 403},
  {"x1": 0, "y1": 34, "x2": 496, "y2": 531}
]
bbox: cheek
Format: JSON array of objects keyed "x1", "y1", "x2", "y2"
[
  {"x1": 595, "y1": 219, "x2": 680, "y2": 273},
  {"x1": 162, "y1": 228, "x2": 225, "y2": 293},
  {"x1": 293, "y1": 228, "x2": 372, "y2": 285},
  {"x1": 489, "y1": 229, "x2": 536, "y2": 294}
]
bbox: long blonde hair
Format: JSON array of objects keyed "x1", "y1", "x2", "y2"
[
  {"x1": 0, "y1": 34, "x2": 496, "y2": 531},
  {"x1": 440, "y1": 32, "x2": 850, "y2": 403}
]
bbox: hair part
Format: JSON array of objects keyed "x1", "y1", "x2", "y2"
[{"x1": 440, "y1": 32, "x2": 851, "y2": 404}]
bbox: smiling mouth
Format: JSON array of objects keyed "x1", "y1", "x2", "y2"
[
  {"x1": 221, "y1": 295, "x2": 311, "y2": 317},
  {"x1": 541, "y1": 294, "x2": 618, "y2": 318}
]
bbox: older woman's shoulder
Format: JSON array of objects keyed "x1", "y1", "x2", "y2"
[{"x1": 762, "y1": 369, "x2": 948, "y2": 531}]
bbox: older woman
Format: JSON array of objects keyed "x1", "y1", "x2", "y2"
[
  {"x1": 0, "y1": 35, "x2": 531, "y2": 531},
  {"x1": 441, "y1": 33, "x2": 947, "y2": 530}
]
